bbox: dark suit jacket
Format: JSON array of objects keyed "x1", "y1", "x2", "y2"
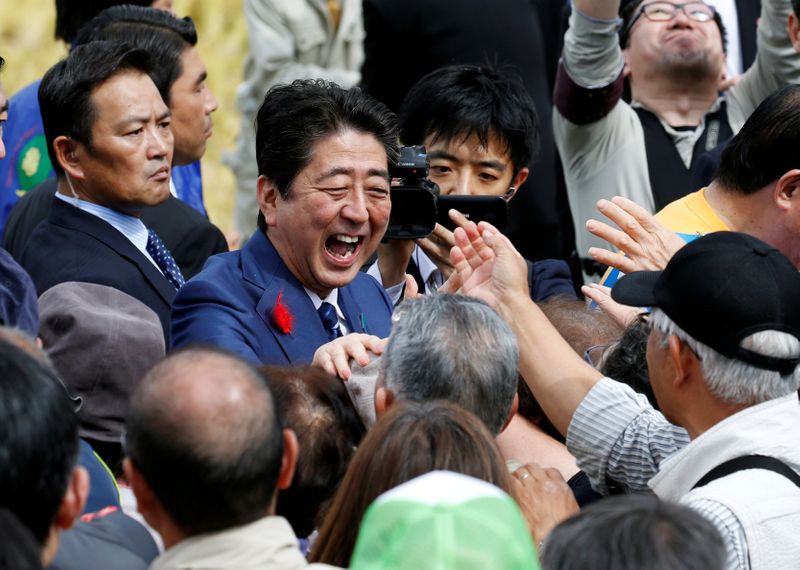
[
  {"x1": 3, "y1": 178, "x2": 228, "y2": 279},
  {"x1": 20, "y1": 198, "x2": 177, "y2": 341},
  {"x1": 171, "y1": 231, "x2": 394, "y2": 365}
]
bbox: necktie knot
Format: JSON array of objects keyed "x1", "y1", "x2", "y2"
[
  {"x1": 146, "y1": 229, "x2": 185, "y2": 290},
  {"x1": 318, "y1": 302, "x2": 343, "y2": 341}
]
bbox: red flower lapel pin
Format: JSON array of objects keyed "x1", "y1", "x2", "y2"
[{"x1": 271, "y1": 290, "x2": 294, "y2": 334}]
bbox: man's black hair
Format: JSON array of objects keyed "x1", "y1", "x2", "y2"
[
  {"x1": 38, "y1": 41, "x2": 153, "y2": 176},
  {"x1": 255, "y1": 79, "x2": 399, "y2": 232},
  {"x1": 399, "y1": 64, "x2": 540, "y2": 175},
  {"x1": 541, "y1": 494, "x2": 726, "y2": 570},
  {"x1": 125, "y1": 346, "x2": 286, "y2": 536},
  {"x1": 74, "y1": 5, "x2": 197, "y2": 106},
  {"x1": 600, "y1": 316, "x2": 656, "y2": 408},
  {"x1": 716, "y1": 85, "x2": 800, "y2": 194},
  {"x1": 0, "y1": 340, "x2": 79, "y2": 545},
  {"x1": 618, "y1": 0, "x2": 727, "y2": 53},
  {"x1": 55, "y1": 0, "x2": 152, "y2": 43},
  {"x1": 0, "y1": 56, "x2": 5, "y2": 71}
]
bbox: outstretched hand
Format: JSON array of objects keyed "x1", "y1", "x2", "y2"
[
  {"x1": 581, "y1": 283, "x2": 642, "y2": 328},
  {"x1": 312, "y1": 333, "x2": 388, "y2": 381},
  {"x1": 512, "y1": 462, "x2": 579, "y2": 546},
  {"x1": 586, "y1": 197, "x2": 684, "y2": 274},
  {"x1": 449, "y1": 220, "x2": 528, "y2": 309}
]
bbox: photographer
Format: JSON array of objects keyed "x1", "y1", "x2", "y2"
[{"x1": 367, "y1": 64, "x2": 575, "y2": 303}]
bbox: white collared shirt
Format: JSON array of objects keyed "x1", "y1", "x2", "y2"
[
  {"x1": 55, "y1": 192, "x2": 162, "y2": 273},
  {"x1": 303, "y1": 286, "x2": 350, "y2": 335}
]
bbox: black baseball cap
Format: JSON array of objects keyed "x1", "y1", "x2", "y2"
[{"x1": 612, "y1": 232, "x2": 800, "y2": 375}]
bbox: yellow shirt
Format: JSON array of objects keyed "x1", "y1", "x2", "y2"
[{"x1": 654, "y1": 187, "x2": 730, "y2": 237}]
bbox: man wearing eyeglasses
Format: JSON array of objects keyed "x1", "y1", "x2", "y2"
[{"x1": 554, "y1": 0, "x2": 800, "y2": 275}]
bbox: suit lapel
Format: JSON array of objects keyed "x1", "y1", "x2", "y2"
[
  {"x1": 338, "y1": 286, "x2": 366, "y2": 334},
  {"x1": 50, "y1": 199, "x2": 177, "y2": 305},
  {"x1": 242, "y1": 232, "x2": 331, "y2": 364}
]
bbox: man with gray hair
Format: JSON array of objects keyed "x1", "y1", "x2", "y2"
[
  {"x1": 452, "y1": 227, "x2": 800, "y2": 569},
  {"x1": 374, "y1": 294, "x2": 519, "y2": 435}
]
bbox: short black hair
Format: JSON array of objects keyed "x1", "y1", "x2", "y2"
[
  {"x1": 794, "y1": 0, "x2": 800, "y2": 18},
  {"x1": 125, "y1": 347, "x2": 285, "y2": 536},
  {"x1": 0, "y1": 56, "x2": 5, "y2": 72},
  {"x1": 400, "y1": 64, "x2": 540, "y2": 175},
  {"x1": 716, "y1": 85, "x2": 800, "y2": 194},
  {"x1": 75, "y1": 6, "x2": 197, "y2": 106},
  {"x1": 0, "y1": 509, "x2": 43, "y2": 570},
  {"x1": 0, "y1": 340, "x2": 79, "y2": 545},
  {"x1": 600, "y1": 316, "x2": 655, "y2": 408},
  {"x1": 255, "y1": 79, "x2": 399, "y2": 232},
  {"x1": 38, "y1": 41, "x2": 153, "y2": 176},
  {"x1": 55, "y1": 0, "x2": 153, "y2": 43},
  {"x1": 619, "y1": 0, "x2": 727, "y2": 53},
  {"x1": 541, "y1": 494, "x2": 726, "y2": 570}
]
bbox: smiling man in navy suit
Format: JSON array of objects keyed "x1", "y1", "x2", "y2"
[{"x1": 170, "y1": 80, "x2": 397, "y2": 365}]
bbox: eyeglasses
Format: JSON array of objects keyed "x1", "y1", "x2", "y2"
[{"x1": 624, "y1": 2, "x2": 716, "y2": 38}]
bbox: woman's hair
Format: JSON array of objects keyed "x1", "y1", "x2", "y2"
[{"x1": 309, "y1": 400, "x2": 512, "y2": 567}]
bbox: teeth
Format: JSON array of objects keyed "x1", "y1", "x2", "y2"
[{"x1": 333, "y1": 234, "x2": 359, "y2": 243}]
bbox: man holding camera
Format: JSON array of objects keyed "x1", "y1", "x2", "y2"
[
  {"x1": 170, "y1": 80, "x2": 395, "y2": 365},
  {"x1": 367, "y1": 64, "x2": 576, "y2": 303}
]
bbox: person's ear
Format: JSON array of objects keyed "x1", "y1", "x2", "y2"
[
  {"x1": 54, "y1": 466, "x2": 89, "y2": 531},
  {"x1": 511, "y1": 168, "x2": 529, "y2": 192},
  {"x1": 124, "y1": 458, "x2": 158, "y2": 517},
  {"x1": 277, "y1": 429, "x2": 298, "y2": 491},
  {"x1": 789, "y1": 13, "x2": 800, "y2": 53},
  {"x1": 52, "y1": 136, "x2": 84, "y2": 181},
  {"x1": 499, "y1": 393, "x2": 519, "y2": 434},
  {"x1": 257, "y1": 175, "x2": 281, "y2": 228},
  {"x1": 668, "y1": 336, "x2": 702, "y2": 390},
  {"x1": 374, "y1": 385, "x2": 394, "y2": 419},
  {"x1": 773, "y1": 169, "x2": 800, "y2": 211},
  {"x1": 622, "y1": 48, "x2": 632, "y2": 78}
]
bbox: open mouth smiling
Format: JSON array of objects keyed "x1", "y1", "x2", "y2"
[{"x1": 324, "y1": 233, "x2": 364, "y2": 261}]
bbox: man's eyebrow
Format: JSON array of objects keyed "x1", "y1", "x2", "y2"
[
  {"x1": 428, "y1": 150, "x2": 462, "y2": 163},
  {"x1": 115, "y1": 108, "x2": 172, "y2": 129},
  {"x1": 474, "y1": 159, "x2": 506, "y2": 172},
  {"x1": 315, "y1": 166, "x2": 390, "y2": 182},
  {"x1": 0, "y1": 99, "x2": 8, "y2": 114},
  {"x1": 195, "y1": 70, "x2": 208, "y2": 87}
]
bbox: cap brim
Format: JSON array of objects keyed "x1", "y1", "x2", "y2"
[{"x1": 611, "y1": 270, "x2": 662, "y2": 308}]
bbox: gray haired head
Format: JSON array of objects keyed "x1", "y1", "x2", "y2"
[{"x1": 381, "y1": 294, "x2": 518, "y2": 435}]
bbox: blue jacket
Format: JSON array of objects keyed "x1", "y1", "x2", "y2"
[{"x1": 171, "y1": 231, "x2": 394, "y2": 365}]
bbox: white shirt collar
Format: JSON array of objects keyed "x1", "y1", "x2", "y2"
[{"x1": 303, "y1": 287, "x2": 349, "y2": 334}]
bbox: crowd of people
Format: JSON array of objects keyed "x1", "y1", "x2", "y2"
[{"x1": 1, "y1": 0, "x2": 800, "y2": 568}]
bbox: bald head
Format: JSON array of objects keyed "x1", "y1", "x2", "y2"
[{"x1": 126, "y1": 348, "x2": 283, "y2": 536}]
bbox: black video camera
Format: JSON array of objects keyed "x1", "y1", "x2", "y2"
[{"x1": 385, "y1": 146, "x2": 508, "y2": 240}]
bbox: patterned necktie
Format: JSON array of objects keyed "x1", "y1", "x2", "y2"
[
  {"x1": 318, "y1": 301, "x2": 343, "y2": 341},
  {"x1": 146, "y1": 229, "x2": 185, "y2": 290}
]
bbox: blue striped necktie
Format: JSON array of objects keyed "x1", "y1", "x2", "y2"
[{"x1": 318, "y1": 301, "x2": 343, "y2": 340}]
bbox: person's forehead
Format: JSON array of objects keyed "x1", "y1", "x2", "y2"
[
  {"x1": 425, "y1": 130, "x2": 513, "y2": 164},
  {"x1": 90, "y1": 71, "x2": 166, "y2": 122},
  {"x1": 177, "y1": 47, "x2": 205, "y2": 81}
]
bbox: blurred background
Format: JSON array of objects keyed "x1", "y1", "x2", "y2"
[{"x1": 0, "y1": 0, "x2": 247, "y2": 233}]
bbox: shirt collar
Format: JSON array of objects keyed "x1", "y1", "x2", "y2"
[{"x1": 54, "y1": 191, "x2": 149, "y2": 251}]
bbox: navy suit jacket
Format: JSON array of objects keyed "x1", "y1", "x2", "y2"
[
  {"x1": 170, "y1": 231, "x2": 394, "y2": 365},
  {"x1": 20, "y1": 198, "x2": 177, "y2": 341}
]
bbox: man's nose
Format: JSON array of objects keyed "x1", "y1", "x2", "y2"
[
  {"x1": 341, "y1": 189, "x2": 370, "y2": 224},
  {"x1": 206, "y1": 90, "x2": 219, "y2": 114},
  {"x1": 148, "y1": 125, "x2": 172, "y2": 159},
  {"x1": 451, "y1": 172, "x2": 472, "y2": 196}
]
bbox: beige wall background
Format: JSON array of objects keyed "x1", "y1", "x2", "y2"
[{"x1": 0, "y1": 0, "x2": 247, "y2": 232}]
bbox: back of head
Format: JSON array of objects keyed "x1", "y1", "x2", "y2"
[
  {"x1": 600, "y1": 316, "x2": 655, "y2": 408},
  {"x1": 38, "y1": 41, "x2": 153, "y2": 176},
  {"x1": 125, "y1": 347, "x2": 283, "y2": 536},
  {"x1": 310, "y1": 400, "x2": 511, "y2": 567},
  {"x1": 539, "y1": 296, "x2": 624, "y2": 359},
  {"x1": 381, "y1": 294, "x2": 518, "y2": 434},
  {"x1": 263, "y1": 365, "x2": 366, "y2": 538},
  {"x1": 399, "y1": 64, "x2": 539, "y2": 174},
  {"x1": 254, "y1": 79, "x2": 398, "y2": 230},
  {"x1": 0, "y1": 339, "x2": 78, "y2": 545},
  {"x1": 74, "y1": 5, "x2": 197, "y2": 106},
  {"x1": 55, "y1": 0, "x2": 153, "y2": 43},
  {"x1": 0, "y1": 508, "x2": 44, "y2": 570},
  {"x1": 541, "y1": 494, "x2": 726, "y2": 570},
  {"x1": 716, "y1": 85, "x2": 800, "y2": 195}
]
